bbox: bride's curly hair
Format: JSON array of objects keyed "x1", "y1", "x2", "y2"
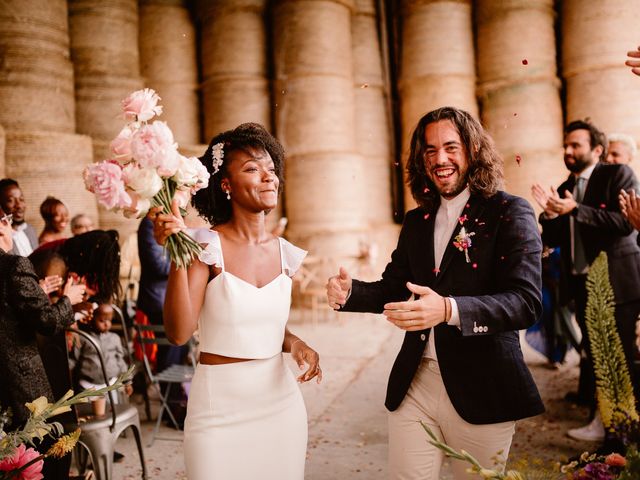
[
  {"x1": 406, "y1": 106, "x2": 504, "y2": 210},
  {"x1": 192, "y1": 123, "x2": 285, "y2": 226}
]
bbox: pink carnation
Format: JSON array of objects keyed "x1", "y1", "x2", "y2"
[
  {"x1": 0, "y1": 444, "x2": 44, "y2": 480},
  {"x1": 130, "y1": 121, "x2": 179, "y2": 176},
  {"x1": 110, "y1": 125, "x2": 134, "y2": 163},
  {"x1": 83, "y1": 161, "x2": 132, "y2": 210},
  {"x1": 122, "y1": 88, "x2": 163, "y2": 122}
]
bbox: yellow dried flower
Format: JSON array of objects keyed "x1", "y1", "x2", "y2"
[
  {"x1": 25, "y1": 396, "x2": 48, "y2": 416},
  {"x1": 46, "y1": 429, "x2": 81, "y2": 459}
]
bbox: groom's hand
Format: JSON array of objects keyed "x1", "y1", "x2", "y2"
[
  {"x1": 383, "y1": 282, "x2": 446, "y2": 331},
  {"x1": 326, "y1": 267, "x2": 352, "y2": 310}
]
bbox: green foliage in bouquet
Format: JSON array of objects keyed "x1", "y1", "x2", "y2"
[{"x1": 585, "y1": 252, "x2": 638, "y2": 430}]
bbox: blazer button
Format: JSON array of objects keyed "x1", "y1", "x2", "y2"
[
  {"x1": 473, "y1": 326, "x2": 479, "y2": 333},
  {"x1": 420, "y1": 334, "x2": 426, "y2": 341}
]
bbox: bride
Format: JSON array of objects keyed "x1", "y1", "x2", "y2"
[{"x1": 150, "y1": 123, "x2": 321, "y2": 479}]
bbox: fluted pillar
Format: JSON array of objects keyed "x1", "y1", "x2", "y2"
[
  {"x1": 197, "y1": 0, "x2": 271, "y2": 139},
  {"x1": 69, "y1": 0, "x2": 144, "y2": 241},
  {"x1": 477, "y1": 0, "x2": 565, "y2": 208},
  {"x1": 399, "y1": 0, "x2": 477, "y2": 210},
  {"x1": 139, "y1": 0, "x2": 200, "y2": 145},
  {"x1": 352, "y1": 0, "x2": 399, "y2": 269},
  {"x1": 273, "y1": 0, "x2": 369, "y2": 259},
  {"x1": 562, "y1": 0, "x2": 640, "y2": 177},
  {"x1": 0, "y1": 0, "x2": 98, "y2": 233}
]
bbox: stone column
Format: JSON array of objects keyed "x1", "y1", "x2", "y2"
[
  {"x1": 562, "y1": 0, "x2": 640, "y2": 177},
  {"x1": 0, "y1": 0, "x2": 98, "y2": 231},
  {"x1": 139, "y1": 0, "x2": 200, "y2": 145},
  {"x1": 273, "y1": 0, "x2": 369, "y2": 258},
  {"x1": 352, "y1": 0, "x2": 399, "y2": 270},
  {"x1": 476, "y1": 0, "x2": 565, "y2": 208},
  {"x1": 197, "y1": 0, "x2": 271, "y2": 139},
  {"x1": 399, "y1": 0, "x2": 477, "y2": 210},
  {"x1": 69, "y1": 0, "x2": 144, "y2": 240}
]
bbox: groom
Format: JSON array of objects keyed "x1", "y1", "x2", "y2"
[{"x1": 327, "y1": 106, "x2": 544, "y2": 479}]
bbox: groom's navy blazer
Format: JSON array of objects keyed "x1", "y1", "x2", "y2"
[{"x1": 342, "y1": 191, "x2": 545, "y2": 424}]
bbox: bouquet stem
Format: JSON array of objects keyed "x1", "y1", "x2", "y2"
[{"x1": 152, "y1": 179, "x2": 202, "y2": 269}]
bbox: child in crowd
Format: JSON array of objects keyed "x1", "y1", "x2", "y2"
[{"x1": 69, "y1": 303, "x2": 132, "y2": 401}]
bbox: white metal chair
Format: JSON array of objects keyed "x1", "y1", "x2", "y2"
[{"x1": 64, "y1": 327, "x2": 147, "y2": 480}]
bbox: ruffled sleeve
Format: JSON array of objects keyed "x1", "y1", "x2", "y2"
[
  {"x1": 280, "y1": 238, "x2": 307, "y2": 276},
  {"x1": 188, "y1": 228, "x2": 223, "y2": 268}
]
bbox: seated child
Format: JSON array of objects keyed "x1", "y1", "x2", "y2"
[{"x1": 69, "y1": 303, "x2": 132, "y2": 402}]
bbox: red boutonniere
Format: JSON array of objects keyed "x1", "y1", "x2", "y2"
[{"x1": 453, "y1": 216, "x2": 475, "y2": 263}]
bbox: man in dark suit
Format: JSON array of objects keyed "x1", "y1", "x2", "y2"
[
  {"x1": 532, "y1": 120, "x2": 640, "y2": 442},
  {"x1": 327, "y1": 107, "x2": 544, "y2": 480},
  {"x1": 0, "y1": 178, "x2": 38, "y2": 256}
]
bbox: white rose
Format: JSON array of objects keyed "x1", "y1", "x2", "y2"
[
  {"x1": 123, "y1": 164, "x2": 163, "y2": 199},
  {"x1": 173, "y1": 155, "x2": 200, "y2": 187}
]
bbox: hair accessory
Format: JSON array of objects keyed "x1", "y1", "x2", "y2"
[{"x1": 211, "y1": 142, "x2": 225, "y2": 174}]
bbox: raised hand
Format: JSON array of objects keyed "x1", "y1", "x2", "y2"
[
  {"x1": 626, "y1": 46, "x2": 640, "y2": 76},
  {"x1": 547, "y1": 189, "x2": 578, "y2": 216},
  {"x1": 62, "y1": 277, "x2": 87, "y2": 305},
  {"x1": 383, "y1": 282, "x2": 447, "y2": 331},
  {"x1": 291, "y1": 340, "x2": 322, "y2": 384},
  {"x1": 39, "y1": 275, "x2": 63, "y2": 295},
  {"x1": 148, "y1": 199, "x2": 186, "y2": 246},
  {"x1": 326, "y1": 267, "x2": 352, "y2": 310},
  {"x1": 620, "y1": 189, "x2": 640, "y2": 230}
]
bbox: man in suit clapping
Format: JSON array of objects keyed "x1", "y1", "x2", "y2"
[{"x1": 327, "y1": 106, "x2": 544, "y2": 480}]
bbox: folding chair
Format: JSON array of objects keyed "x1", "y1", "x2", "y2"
[{"x1": 133, "y1": 323, "x2": 197, "y2": 447}]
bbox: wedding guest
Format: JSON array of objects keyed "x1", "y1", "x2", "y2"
[
  {"x1": 38, "y1": 196, "x2": 69, "y2": 245},
  {"x1": 151, "y1": 123, "x2": 321, "y2": 479},
  {"x1": 69, "y1": 304, "x2": 132, "y2": 401},
  {"x1": 327, "y1": 106, "x2": 544, "y2": 480},
  {"x1": 533, "y1": 120, "x2": 640, "y2": 442},
  {"x1": 70, "y1": 213, "x2": 94, "y2": 236},
  {"x1": 0, "y1": 178, "x2": 37, "y2": 256},
  {"x1": 0, "y1": 206, "x2": 86, "y2": 478},
  {"x1": 605, "y1": 133, "x2": 636, "y2": 165}
]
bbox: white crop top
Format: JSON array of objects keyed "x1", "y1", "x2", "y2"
[{"x1": 190, "y1": 228, "x2": 307, "y2": 359}]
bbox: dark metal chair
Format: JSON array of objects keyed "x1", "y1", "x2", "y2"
[{"x1": 65, "y1": 327, "x2": 147, "y2": 480}]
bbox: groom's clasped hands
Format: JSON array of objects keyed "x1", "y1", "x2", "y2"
[{"x1": 326, "y1": 268, "x2": 448, "y2": 331}]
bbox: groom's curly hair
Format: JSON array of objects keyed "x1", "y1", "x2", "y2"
[
  {"x1": 406, "y1": 106, "x2": 504, "y2": 211},
  {"x1": 192, "y1": 123, "x2": 285, "y2": 226}
]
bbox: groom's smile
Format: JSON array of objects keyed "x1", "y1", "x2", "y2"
[{"x1": 423, "y1": 119, "x2": 469, "y2": 199}]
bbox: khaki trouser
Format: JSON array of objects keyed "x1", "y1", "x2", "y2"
[{"x1": 388, "y1": 358, "x2": 516, "y2": 480}]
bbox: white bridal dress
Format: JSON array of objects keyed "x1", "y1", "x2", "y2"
[{"x1": 183, "y1": 229, "x2": 308, "y2": 480}]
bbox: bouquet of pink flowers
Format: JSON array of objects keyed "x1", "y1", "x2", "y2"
[{"x1": 83, "y1": 88, "x2": 209, "y2": 268}]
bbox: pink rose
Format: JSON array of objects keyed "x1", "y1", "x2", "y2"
[
  {"x1": 121, "y1": 88, "x2": 163, "y2": 122},
  {"x1": 0, "y1": 444, "x2": 44, "y2": 480},
  {"x1": 83, "y1": 161, "x2": 132, "y2": 210},
  {"x1": 605, "y1": 453, "x2": 626, "y2": 467},
  {"x1": 130, "y1": 121, "x2": 179, "y2": 176},
  {"x1": 110, "y1": 125, "x2": 134, "y2": 163}
]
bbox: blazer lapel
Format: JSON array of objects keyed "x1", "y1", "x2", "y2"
[
  {"x1": 435, "y1": 195, "x2": 487, "y2": 285},
  {"x1": 416, "y1": 205, "x2": 438, "y2": 286}
]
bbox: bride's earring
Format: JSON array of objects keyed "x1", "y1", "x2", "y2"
[{"x1": 226, "y1": 191, "x2": 231, "y2": 200}]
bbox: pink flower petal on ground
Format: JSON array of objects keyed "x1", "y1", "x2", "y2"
[
  {"x1": 516, "y1": 155, "x2": 521, "y2": 165},
  {"x1": 522, "y1": 59, "x2": 528, "y2": 65}
]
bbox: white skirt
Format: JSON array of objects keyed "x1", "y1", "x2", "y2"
[{"x1": 183, "y1": 353, "x2": 307, "y2": 480}]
